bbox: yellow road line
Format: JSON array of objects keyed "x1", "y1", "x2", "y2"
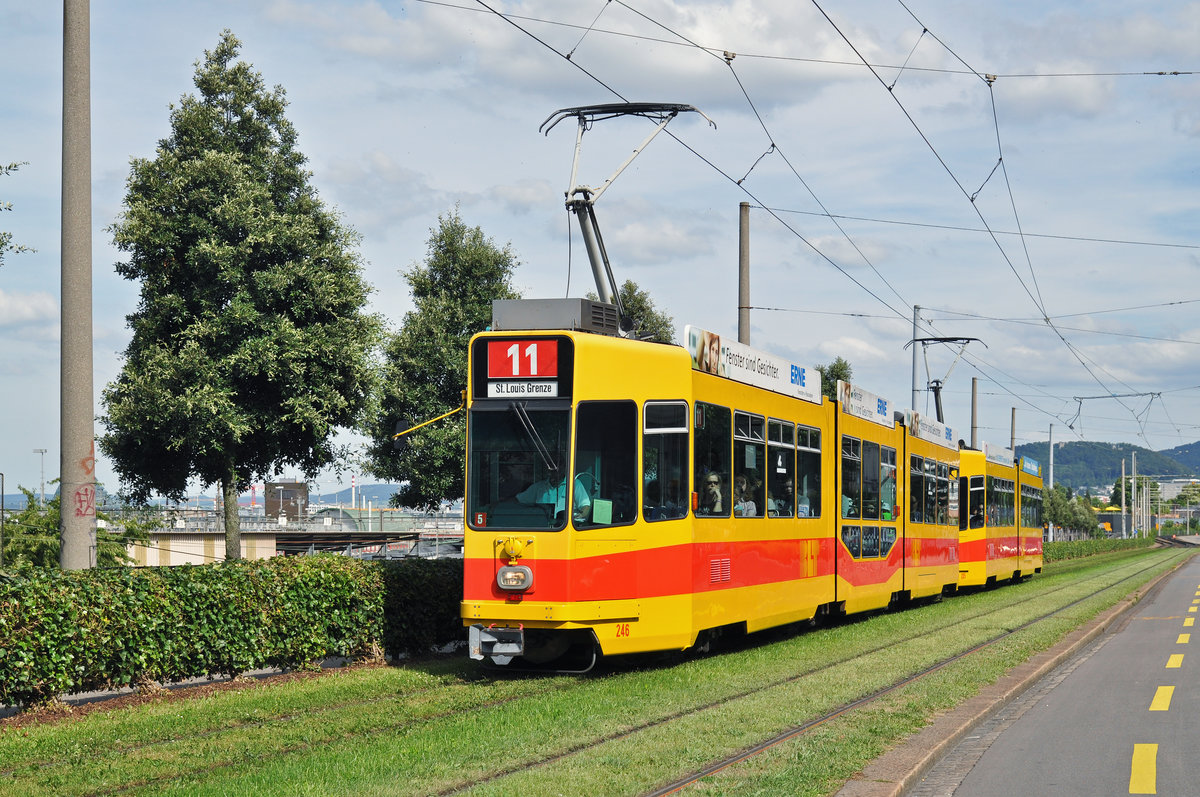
[
  {"x1": 1186, "y1": 617, "x2": 1195, "y2": 627},
  {"x1": 1130, "y1": 743, "x2": 1157, "y2": 795},
  {"x1": 1166, "y1": 653, "x2": 1184, "y2": 668},
  {"x1": 1149, "y1": 686, "x2": 1174, "y2": 711},
  {"x1": 1177, "y1": 633, "x2": 1191, "y2": 644}
]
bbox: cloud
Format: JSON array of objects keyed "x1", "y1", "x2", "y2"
[
  {"x1": 494, "y1": 178, "x2": 557, "y2": 215},
  {"x1": 0, "y1": 290, "x2": 57, "y2": 328},
  {"x1": 815, "y1": 334, "x2": 889, "y2": 364},
  {"x1": 322, "y1": 150, "x2": 450, "y2": 236}
]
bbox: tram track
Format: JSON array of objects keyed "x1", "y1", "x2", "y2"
[
  {"x1": 431, "y1": 553, "x2": 1171, "y2": 797},
  {"x1": 643, "y1": 554, "x2": 1175, "y2": 796}
]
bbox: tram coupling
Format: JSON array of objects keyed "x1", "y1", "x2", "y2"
[{"x1": 469, "y1": 623, "x2": 524, "y2": 665}]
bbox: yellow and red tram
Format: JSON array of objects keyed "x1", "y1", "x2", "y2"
[
  {"x1": 957, "y1": 445, "x2": 1044, "y2": 587},
  {"x1": 461, "y1": 315, "x2": 1040, "y2": 669}
]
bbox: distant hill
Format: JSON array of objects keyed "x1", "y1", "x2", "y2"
[
  {"x1": 1159, "y1": 441, "x2": 1200, "y2": 476},
  {"x1": 1014, "y1": 440, "x2": 1196, "y2": 491}
]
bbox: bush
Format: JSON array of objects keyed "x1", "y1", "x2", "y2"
[
  {"x1": 379, "y1": 558, "x2": 464, "y2": 658},
  {"x1": 1044, "y1": 536, "x2": 1154, "y2": 562},
  {"x1": 0, "y1": 555, "x2": 462, "y2": 709}
]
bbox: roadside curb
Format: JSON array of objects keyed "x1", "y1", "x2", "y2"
[{"x1": 835, "y1": 562, "x2": 1180, "y2": 797}]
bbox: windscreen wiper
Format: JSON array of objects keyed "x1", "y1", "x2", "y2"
[{"x1": 511, "y1": 401, "x2": 559, "y2": 475}]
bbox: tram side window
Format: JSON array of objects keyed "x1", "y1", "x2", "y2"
[
  {"x1": 910, "y1": 456, "x2": 924, "y2": 523},
  {"x1": 643, "y1": 401, "x2": 689, "y2": 522},
  {"x1": 734, "y1": 411, "x2": 766, "y2": 517},
  {"x1": 999, "y1": 479, "x2": 1015, "y2": 526},
  {"x1": 880, "y1": 447, "x2": 897, "y2": 521},
  {"x1": 880, "y1": 526, "x2": 897, "y2": 557},
  {"x1": 1020, "y1": 485, "x2": 1042, "y2": 528},
  {"x1": 797, "y1": 425, "x2": 821, "y2": 517},
  {"x1": 937, "y1": 462, "x2": 950, "y2": 525},
  {"x1": 694, "y1": 402, "x2": 731, "y2": 517},
  {"x1": 861, "y1": 525, "x2": 880, "y2": 558},
  {"x1": 574, "y1": 401, "x2": 637, "y2": 527},
  {"x1": 862, "y1": 441, "x2": 881, "y2": 520},
  {"x1": 841, "y1": 436, "x2": 861, "y2": 519},
  {"x1": 767, "y1": 419, "x2": 795, "y2": 518},
  {"x1": 924, "y1": 458, "x2": 938, "y2": 525},
  {"x1": 841, "y1": 525, "x2": 861, "y2": 558},
  {"x1": 967, "y1": 475, "x2": 985, "y2": 528},
  {"x1": 948, "y1": 470, "x2": 960, "y2": 526}
]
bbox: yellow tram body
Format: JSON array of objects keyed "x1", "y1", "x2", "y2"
[
  {"x1": 461, "y1": 322, "x2": 1038, "y2": 667},
  {"x1": 957, "y1": 446, "x2": 1044, "y2": 587}
]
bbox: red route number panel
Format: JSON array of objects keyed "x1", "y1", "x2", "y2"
[{"x1": 487, "y1": 340, "x2": 558, "y2": 379}]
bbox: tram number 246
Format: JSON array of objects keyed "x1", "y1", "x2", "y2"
[{"x1": 615, "y1": 623, "x2": 631, "y2": 638}]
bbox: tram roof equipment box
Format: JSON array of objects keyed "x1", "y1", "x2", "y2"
[{"x1": 492, "y1": 298, "x2": 620, "y2": 336}]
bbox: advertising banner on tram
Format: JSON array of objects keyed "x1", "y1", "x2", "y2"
[{"x1": 684, "y1": 325, "x2": 822, "y2": 404}]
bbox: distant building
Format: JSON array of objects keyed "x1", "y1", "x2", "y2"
[{"x1": 266, "y1": 481, "x2": 309, "y2": 520}]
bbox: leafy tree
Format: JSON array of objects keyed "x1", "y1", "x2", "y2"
[
  {"x1": 1, "y1": 161, "x2": 35, "y2": 268},
  {"x1": 1109, "y1": 475, "x2": 1160, "y2": 508},
  {"x1": 815, "y1": 356, "x2": 853, "y2": 403},
  {"x1": 586, "y1": 279, "x2": 676, "y2": 343},
  {"x1": 363, "y1": 208, "x2": 520, "y2": 510},
  {"x1": 1, "y1": 485, "x2": 151, "y2": 567},
  {"x1": 1044, "y1": 484, "x2": 1100, "y2": 536},
  {"x1": 100, "y1": 31, "x2": 380, "y2": 559}
]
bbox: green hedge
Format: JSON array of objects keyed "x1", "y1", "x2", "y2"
[
  {"x1": 0, "y1": 555, "x2": 464, "y2": 709},
  {"x1": 1043, "y1": 536, "x2": 1155, "y2": 562}
]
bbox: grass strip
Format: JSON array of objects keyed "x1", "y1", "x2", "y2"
[{"x1": 0, "y1": 548, "x2": 1183, "y2": 797}]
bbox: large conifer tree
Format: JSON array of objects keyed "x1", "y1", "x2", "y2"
[{"x1": 101, "y1": 31, "x2": 380, "y2": 558}]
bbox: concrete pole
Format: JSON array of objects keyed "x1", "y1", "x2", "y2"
[
  {"x1": 1047, "y1": 424, "x2": 1054, "y2": 542},
  {"x1": 911, "y1": 305, "x2": 920, "y2": 411},
  {"x1": 60, "y1": 0, "x2": 96, "y2": 569},
  {"x1": 1132, "y1": 452, "x2": 1138, "y2": 538},
  {"x1": 970, "y1": 378, "x2": 978, "y2": 449},
  {"x1": 738, "y1": 202, "x2": 750, "y2": 345},
  {"x1": 1121, "y1": 459, "x2": 1127, "y2": 538},
  {"x1": 1010, "y1": 407, "x2": 1017, "y2": 452}
]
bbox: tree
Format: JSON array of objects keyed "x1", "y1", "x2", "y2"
[
  {"x1": 1110, "y1": 475, "x2": 1159, "y2": 508},
  {"x1": 1045, "y1": 484, "x2": 1099, "y2": 536},
  {"x1": 1, "y1": 161, "x2": 35, "y2": 268},
  {"x1": 815, "y1": 356, "x2": 853, "y2": 403},
  {"x1": 1, "y1": 485, "x2": 151, "y2": 568},
  {"x1": 362, "y1": 209, "x2": 520, "y2": 510},
  {"x1": 100, "y1": 31, "x2": 380, "y2": 559},
  {"x1": 586, "y1": 279, "x2": 676, "y2": 343}
]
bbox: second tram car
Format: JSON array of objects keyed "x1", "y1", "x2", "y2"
[
  {"x1": 462, "y1": 307, "x2": 1044, "y2": 669},
  {"x1": 958, "y1": 445, "x2": 1044, "y2": 586}
]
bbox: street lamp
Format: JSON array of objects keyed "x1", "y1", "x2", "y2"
[{"x1": 32, "y1": 448, "x2": 47, "y2": 507}]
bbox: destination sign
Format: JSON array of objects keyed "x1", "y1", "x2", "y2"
[
  {"x1": 1021, "y1": 457, "x2": 1041, "y2": 477},
  {"x1": 684, "y1": 325, "x2": 822, "y2": 404},
  {"x1": 487, "y1": 380, "x2": 559, "y2": 398}
]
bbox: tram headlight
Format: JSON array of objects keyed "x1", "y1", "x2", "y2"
[{"x1": 497, "y1": 565, "x2": 533, "y2": 591}]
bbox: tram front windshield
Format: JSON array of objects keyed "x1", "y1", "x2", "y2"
[{"x1": 467, "y1": 402, "x2": 573, "y2": 531}]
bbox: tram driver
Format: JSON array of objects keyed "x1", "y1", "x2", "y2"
[{"x1": 517, "y1": 471, "x2": 592, "y2": 525}]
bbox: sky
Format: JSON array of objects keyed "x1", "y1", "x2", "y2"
[{"x1": 2, "y1": 0, "x2": 1198, "y2": 500}]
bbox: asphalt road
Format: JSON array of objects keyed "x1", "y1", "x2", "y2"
[{"x1": 839, "y1": 545, "x2": 1200, "y2": 797}]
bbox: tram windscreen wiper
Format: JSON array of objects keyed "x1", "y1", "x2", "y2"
[{"x1": 510, "y1": 401, "x2": 559, "y2": 476}]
